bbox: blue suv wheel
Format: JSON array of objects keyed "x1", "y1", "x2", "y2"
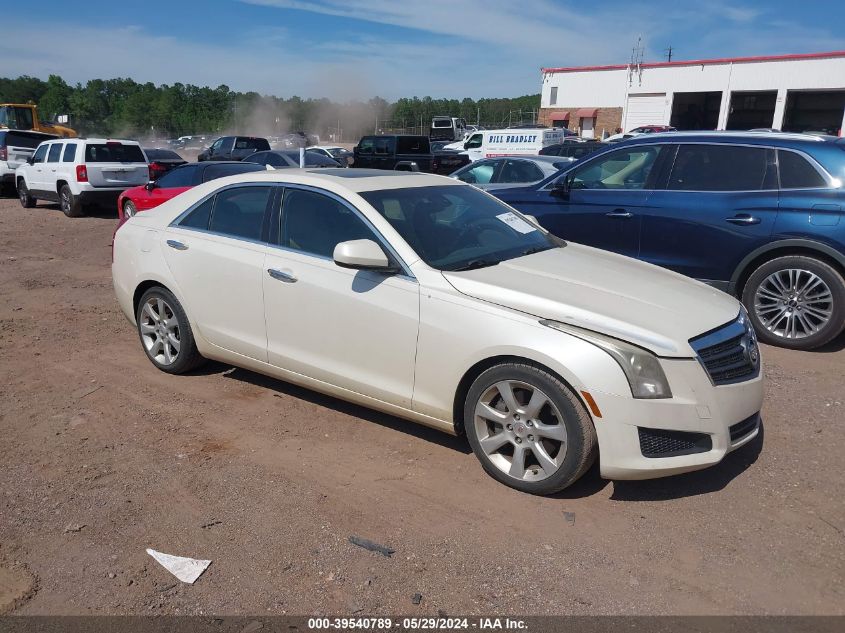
[{"x1": 742, "y1": 255, "x2": 845, "y2": 349}]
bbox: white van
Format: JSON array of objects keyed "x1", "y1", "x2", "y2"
[{"x1": 457, "y1": 129, "x2": 566, "y2": 162}]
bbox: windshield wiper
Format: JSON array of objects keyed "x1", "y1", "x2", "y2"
[
  {"x1": 519, "y1": 245, "x2": 552, "y2": 257},
  {"x1": 450, "y1": 259, "x2": 500, "y2": 271}
]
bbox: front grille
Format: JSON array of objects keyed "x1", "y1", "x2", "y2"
[
  {"x1": 690, "y1": 313, "x2": 760, "y2": 385},
  {"x1": 730, "y1": 413, "x2": 760, "y2": 442},
  {"x1": 637, "y1": 427, "x2": 713, "y2": 458}
]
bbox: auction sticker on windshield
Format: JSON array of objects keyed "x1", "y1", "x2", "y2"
[{"x1": 496, "y1": 212, "x2": 536, "y2": 234}]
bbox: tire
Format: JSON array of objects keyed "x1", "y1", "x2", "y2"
[
  {"x1": 17, "y1": 180, "x2": 36, "y2": 208},
  {"x1": 136, "y1": 287, "x2": 205, "y2": 374},
  {"x1": 463, "y1": 363, "x2": 597, "y2": 495},
  {"x1": 59, "y1": 184, "x2": 83, "y2": 217},
  {"x1": 123, "y1": 200, "x2": 138, "y2": 219},
  {"x1": 742, "y1": 255, "x2": 845, "y2": 350}
]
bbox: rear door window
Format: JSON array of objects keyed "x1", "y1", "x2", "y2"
[
  {"x1": 235, "y1": 137, "x2": 270, "y2": 151},
  {"x1": 500, "y1": 159, "x2": 544, "y2": 183},
  {"x1": 62, "y1": 144, "x2": 76, "y2": 162},
  {"x1": 396, "y1": 137, "x2": 429, "y2": 154},
  {"x1": 778, "y1": 150, "x2": 828, "y2": 189},
  {"x1": 47, "y1": 143, "x2": 63, "y2": 162},
  {"x1": 667, "y1": 144, "x2": 775, "y2": 191},
  {"x1": 157, "y1": 165, "x2": 199, "y2": 188},
  {"x1": 374, "y1": 137, "x2": 395, "y2": 155},
  {"x1": 84, "y1": 143, "x2": 146, "y2": 163},
  {"x1": 208, "y1": 186, "x2": 272, "y2": 241},
  {"x1": 456, "y1": 161, "x2": 497, "y2": 184}
]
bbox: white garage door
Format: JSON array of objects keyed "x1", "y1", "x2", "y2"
[{"x1": 624, "y1": 93, "x2": 668, "y2": 131}]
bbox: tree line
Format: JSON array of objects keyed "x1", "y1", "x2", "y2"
[{"x1": 0, "y1": 74, "x2": 540, "y2": 141}]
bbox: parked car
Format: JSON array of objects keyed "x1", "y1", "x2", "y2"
[
  {"x1": 604, "y1": 125, "x2": 676, "y2": 143},
  {"x1": 540, "y1": 141, "x2": 604, "y2": 161},
  {"x1": 491, "y1": 132, "x2": 845, "y2": 350},
  {"x1": 117, "y1": 161, "x2": 266, "y2": 219},
  {"x1": 16, "y1": 138, "x2": 149, "y2": 217},
  {"x1": 1, "y1": 130, "x2": 58, "y2": 195},
  {"x1": 242, "y1": 150, "x2": 341, "y2": 169},
  {"x1": 198, "y1": 136, "x2": 270, "y2": 161},
  {"x1": 353, "y1": 135, "x2": 470, "y2": 175},
  {"x1": 144, "y1": 148, "x2": 187, "y2": 180},
  {"x1": 308, "y1": 145, "x2": 353, "y2": 166},
  {"x1": 450, "y1": 156, "x2": 574, "y2": 190},
  {"x1": 112, "y1": 169, "x2": 762, "y2": 494}
]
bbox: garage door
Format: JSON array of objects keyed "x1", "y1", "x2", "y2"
[{"x1": 625, "y1": 93, "x2": 668, "y2": 131}]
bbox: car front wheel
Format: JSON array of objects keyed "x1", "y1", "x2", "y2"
[
  {"x1": 743, "y1": 255, "x2": 845, "y2": 350},
  {"x1": 464, "y1": 363, "x2": 597, "y2": 495},
  {"x1": 136, "y1": 287, "x2": 205, "y2": 374}
]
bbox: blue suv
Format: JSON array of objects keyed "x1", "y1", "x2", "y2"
[{"x1": 492, "y1": 132, "x2": 845, "y2": 351}]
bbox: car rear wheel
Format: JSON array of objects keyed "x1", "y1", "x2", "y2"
[
  {"x1": 136, "y1": 287, "x2": 205, "y2": 374},
  {"x1": 123, "y1": 200, "x2": 138, "y2": 218},
  {"x1": 464, "y1": 363, "x2": 597, "y2": 495},
  {"x1": 742, "y1": 255, "x2": 845, "y2": 350},
  {"x1": 59, "y1": 185, "x2": 83, "y2": 217},
  {"x1": 17, "y1": 181, "x2": 36, "y2": 208}
]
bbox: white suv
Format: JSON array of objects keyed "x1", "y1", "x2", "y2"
[{"x1": 16, "y1": 138, "x2": 149, "y2": 217}]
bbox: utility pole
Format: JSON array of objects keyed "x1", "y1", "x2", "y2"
[{"x1": 665, "y1": 46, "x2": 674, "y2": 62}]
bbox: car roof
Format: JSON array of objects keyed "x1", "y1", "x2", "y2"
[
  {"x1": 187, "y1": 168, "x2": 459, "y2": 193},
  {"x1": 613, "y1": 130, "x2": 841, "y2": 148}
]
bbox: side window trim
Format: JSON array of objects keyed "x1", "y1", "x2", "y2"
[
  {"x1": 169, "y1": 181, "x2": 276, "y2": 246},
  {"x1": 776, "y1": 148, "x2": 835, "y2": 191},
  {"x1": 274, "y1": 183, "x2": 415, "y2": 280}
]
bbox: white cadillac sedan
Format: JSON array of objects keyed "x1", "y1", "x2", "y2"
[{"x1": 112, "y1": 169, "x2": 764, "y2": 494}]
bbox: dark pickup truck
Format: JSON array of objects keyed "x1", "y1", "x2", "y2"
[
  {"x1": 198, "y1": 136, "x2": 271, "y2": 161},
  {"x1": 353, "y1": 135, "x2": 470, "y2": 175}
]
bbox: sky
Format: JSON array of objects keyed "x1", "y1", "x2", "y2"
[{"x1": 3, "y1": 0, "x2": 844, "y2": 100}]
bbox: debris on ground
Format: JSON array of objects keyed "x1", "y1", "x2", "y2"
[
  {"x1": 146, "y1": 548, "x2": 211, "y2": 584},
  {"x1": 63, "y1": 524, "x2": 86, "y2": 533},
  {"x1": 348, "y1": 536, "x2": 395, "y2": 557},
  {"x1": 563, "y1": 511, "x2": 576, "y2": 525},
  {"x1": 412, "y1": 592, "x2": 423, "y2": 605},
  {"x1": 200, "y1": 520, "x2": 222, "y2": 530}
]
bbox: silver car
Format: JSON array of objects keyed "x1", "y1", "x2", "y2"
[{"x1": 450, "y1": 155, "x2": 574, "y2": 190}]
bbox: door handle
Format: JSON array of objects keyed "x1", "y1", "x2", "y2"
[
  {"x1": 725, "y1": 215, "x2": 761, "y2": 225},
  {"x1": 606, "y1": 210, "x2": 633, "y2": 219},
  {"x1": 268, "y1": 268, "x2": 297, "y2": 283},
  {"x1": 166, "y1": 239, "x2": 188, "y2": 250}
]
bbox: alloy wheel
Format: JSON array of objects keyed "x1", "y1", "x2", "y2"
[
  {"x1": 60, "y1": 190, "x2": 71, "y2": 213},
  {"x1": 473, "y1": 380, "x2": 568, "y2": 482},
  {"x1": 139, "y1": 297, "x2": 181, "y2": 366},
  {"x1": 754, "y1": 268, "x2": 833, "y2": 339}
]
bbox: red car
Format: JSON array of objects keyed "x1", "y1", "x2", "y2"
[{"x1": 117, "y1": 161, "x2": 266, "y2": 219}]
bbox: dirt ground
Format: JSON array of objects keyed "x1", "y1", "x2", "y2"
[{"x1": 0, "y1": 195, "x2": 843, "y2": 616}]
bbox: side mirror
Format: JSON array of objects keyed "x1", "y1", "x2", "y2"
[
  {"x1": 144, "y1": 180, "x2": 157, "y2": 192},
  {"x1": 26, "y1": 157, "x2": 35, "y2": 165},
  {"x1": 551, "y1": 175, "x2": 572, "y2": 198},
  {"x1": 333, "y1": 239, "x2": 397, "y2": 273}
]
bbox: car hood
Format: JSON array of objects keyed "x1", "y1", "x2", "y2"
[{"x1": 442, "y1": 244, "x2": 740, "y2": 357}]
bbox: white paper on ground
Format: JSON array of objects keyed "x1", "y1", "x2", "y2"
[
  {"x1": 496, "y1": 212, "x2": 536, "y2": 234},
  {"x1": 146, "y1": 548, "x2": 211, "y2": 584}
]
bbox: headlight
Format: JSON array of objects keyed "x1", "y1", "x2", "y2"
[{"x1": 540, "y1": 320, "x2": 672, "y2": 399}]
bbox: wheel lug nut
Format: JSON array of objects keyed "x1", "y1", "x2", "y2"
[
  {"x1": 506, "y1": 424, "x2": 513, "y2": 431},
  {"x1": 515, "y1": 437, "x2": 522, "y2": 444},
  {"x1": 527, "y1": 435, "x2": 534, "y2": 441},
  {"x1": 513, "y1": 414, "x2": 520, "y2": 421},
  {"x1": 526, "y1": 420, "x2": 533, "y2": 427}
]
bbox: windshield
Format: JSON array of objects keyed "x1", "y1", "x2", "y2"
[{"x1": 360, "y1": 185, "x2": 562, "y2": 271}]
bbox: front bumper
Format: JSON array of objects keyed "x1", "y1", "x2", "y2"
[{"x1": 590, "y1": 357, "x2": 764, "y2": 480}]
